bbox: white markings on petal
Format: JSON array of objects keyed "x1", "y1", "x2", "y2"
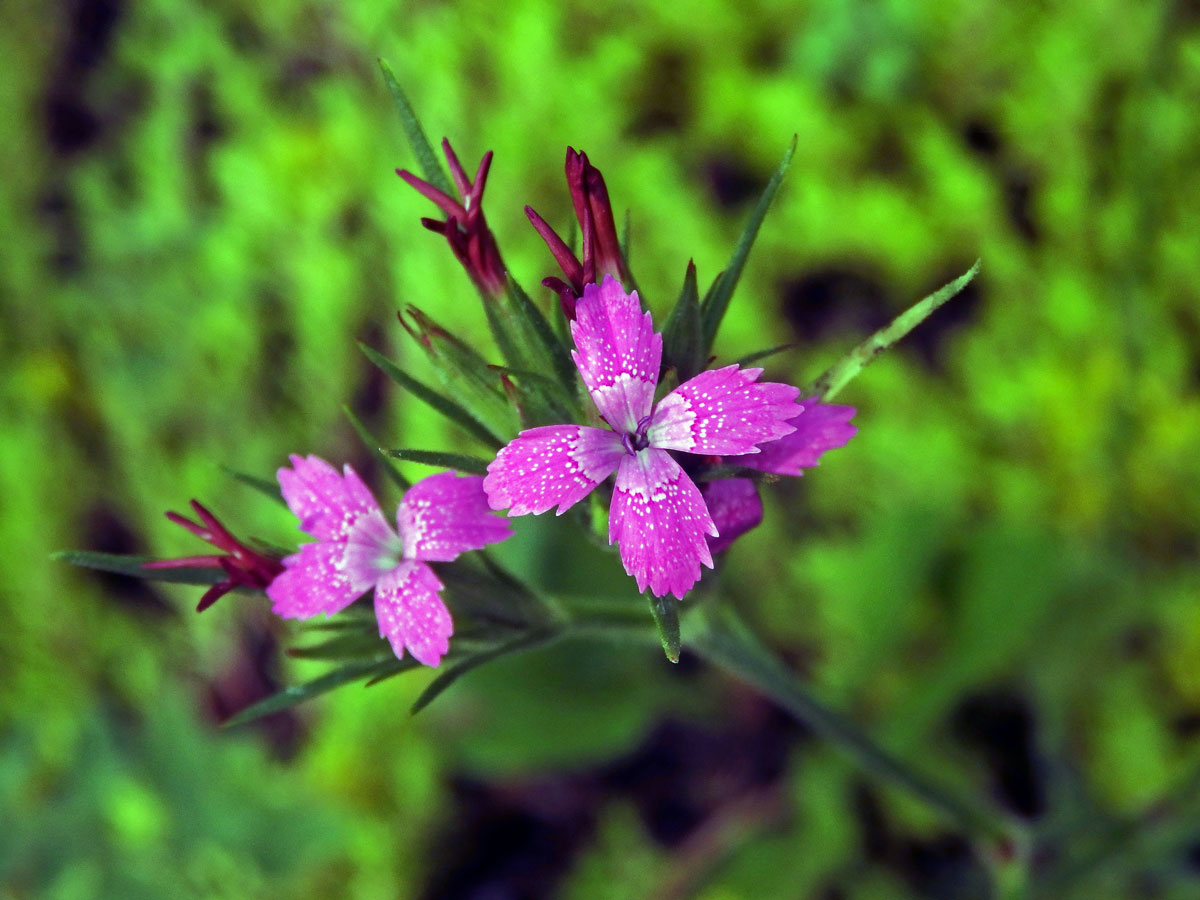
[
  {"x1": 569, "y1": 276, "x2": 662, "y2": 430},
  {"x1": 373, "y1": 560, "x2": 453, "y2": 667},
  {"x1": 266, "y1": 540, "x2": 362, "y2": 619},
  {"x1": 648, "y1": 365, "x2": 802, "y2": 456},
  {"x1": 398, "y1": 472, "x2": 513, "y2": 562},
  {"x1": 608, "y1": 447, "x2": 716, "y2": 599},
  {"x1": 484, "y1": 425, "x2": 624, "y2": 516}
]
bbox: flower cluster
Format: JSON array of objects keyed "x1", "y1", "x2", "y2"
[{"x1": 146, "y1": 140, "x2": 856, "y2": 670}]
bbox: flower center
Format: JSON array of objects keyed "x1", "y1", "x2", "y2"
[{"x1": 621, "y1": 417, "x2": 652, "y2": 454}]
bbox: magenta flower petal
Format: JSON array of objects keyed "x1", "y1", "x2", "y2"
[
  {"x1": 700, "y1": 479, "x2": 764, "y2": 554},
  {"x1": 569, "y1": 276, "x2": 661, "y2": 432},
  {"x1": 609, "y1": 448, "x2": 716, "y2": 598},
  {"x1": 278, "y1": 454, "x2": 381, "y2": 542},
  {"x1": 266, "y1": 540, "x2": 361, "y2": 619},
  {"x1": 373, "y1": 560, "x2": 453, "y2": 667},
  {"x1": 398, "y1": 471, "x2": 514, "y2": 562},
  {"x1": 485, "y1": 424, "x2": 624, "y2": 516},
  {"x1": 648, "y1": 365, "x2": 801, "y2": 455},
  {"x1": 740, "y1": 400, "x2": 858, "y2": 475}
]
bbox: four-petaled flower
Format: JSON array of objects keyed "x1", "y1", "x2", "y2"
[
  {"x1": 484, "y1": 276, "x2": 802, "y2": 598},
  {"x1": 266, "y1": 456, "x2": 512, "y2": 666},
  {"x1": 144, "y1": 500, "x2": 284, "y2": 612}
]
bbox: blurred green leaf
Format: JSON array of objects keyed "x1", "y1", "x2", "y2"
[
  {"x1": 223, "y1": 656, "x2": 407, "y2": 727},
  {"x1": 220, "y1": 466, "x2": 286, "y2": 506},
  {"x1": 401, "y1": 306, "x2": 520, "y2": 440},
  {"x1": 378, "y1": 58, "x2": 453, "y2": 196},
  {"x1": 55, "y1": 550, "x2": 226, "y2": 587},
  {"x1": 343, "y1": 405, "x2": 411, "y2": 491},
  {"x1": 700, "y1": 136, "x2": 797, "y2": 351},
  {"x1": 359, "y1": 341, "x2": 503, "y2": 448},
  {"x1": 410, "y1": 629, "x2": 559, "y2": 714},
  {"x1": 385, "y1": 448, "x2": 491, "y2": 475},
  {"x1": 737, "y1": 343, "x2": 798, "y2": 367}
]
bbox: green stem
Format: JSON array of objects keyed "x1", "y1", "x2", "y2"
[{"x1": 687, "y1": 605, "x2": 1017, "y2": 848}]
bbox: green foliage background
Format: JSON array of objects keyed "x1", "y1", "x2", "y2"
[{"x1": 3, "y1": 0, "x2": 1199, "y2": 897}]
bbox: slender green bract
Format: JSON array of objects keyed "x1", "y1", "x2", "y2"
[{"x1": 805, "y1": 261, "x2": 981, "y2": 401}]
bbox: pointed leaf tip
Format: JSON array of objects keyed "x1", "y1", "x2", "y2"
[
  {"x1": 378, "y1": 58, "x2": 453, "y2": 196},
  {"x1": 700, "y1": 137, "x2": 797, "y2": 352},
  {"x1": 649, "y1": 595, "x2": 682, "y2": 663}
]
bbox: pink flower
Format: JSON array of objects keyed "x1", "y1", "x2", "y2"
[
  {"x1": 266, "y1": 456, "x2": 513, "y2": 667},
  {"x1": 700, "y1": 402, "x2": 858, "y2": 552},
  {"x1": 483, "y1": 277, "x2": 802, "y2": 598}
]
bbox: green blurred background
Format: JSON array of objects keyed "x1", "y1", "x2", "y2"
[{"x1": 4, "y1": 0, "x2": 1200, "y2": 897}]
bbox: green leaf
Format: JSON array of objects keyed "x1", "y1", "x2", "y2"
[
  {"x1": 359, "y1": 341, "x2": 503, "y2": 448},
  {"x1": 489, "y1": 364, "x2": 577, "y2": 426},
  {"x1": 504, "y1": 276, "x2": 577, "y2": 394},
  {"x1": 435, "y1": 556, "x2": 551, "y2": 631},
  {"x1": 54, "y1": 550, "x2": 226, "y2": 587},
  {"x1": 286, "y1": 630, "x2": 385, "y2": 661},
  {"x1": 803, "y1": 261, "x2": 981, "y2": 401},
  {"x1": 737, "y1": 343, "x2": 798, "y2": 367},
  {"x1": 661, "y1": 260, "x2": 704, "y2": 383},
  {"x1": 401, "y1": 306, "x2": 520, "y2": 440},
  {"x1": 377, "y1": 59, "x2": 453, "y2": 196},
  {"x1": 342, "y1": 405, "x2": 411, "y2": 491},
  {"x1": 385, "y1": 448, "x2": 491, "y2": 475},
  {"x1": 223, "y1": 655, "x2": 406, "y2": 727},
  {"x1": 648, "y1": 595, "x2": 681, "y2": 663},
  {"x1": 700, "y1": 136, "x2": 797, "y2": 351},
  {"x1": 220, "y1": 466, "x2": 286, "y2": 506},
  {"x1": 410, "y1": 629, "x2": 558, "y2": 714}
]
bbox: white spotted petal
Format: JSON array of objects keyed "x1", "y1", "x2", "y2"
[
  {"x1": 608, "y1": 448, "x2": 716, "y2": 599},
  {"x1": 484, "y1": 424, "x2": 625, "y2": 515},
  {"x1": 648, "y1": 365, "x2": 802, "y2": 455},
  {"x1": 373, "y1": 559, "x2": 453, "y2": 666},
  {"x1": 569, "y1": 276, "x2": 661, "y2": 432}
]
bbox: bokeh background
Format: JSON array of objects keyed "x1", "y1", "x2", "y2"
[{"x1": 4, "y1": 0, "x2": 1200, "y2": 897}]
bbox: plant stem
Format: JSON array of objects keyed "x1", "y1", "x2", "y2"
[{"x1": 687, "y1": 605, "x2": 1017, "y2": 848}]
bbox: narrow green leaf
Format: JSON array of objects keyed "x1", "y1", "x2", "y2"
[
  {"x1": 410, "y1": 630, "x2": 558, "y2": 714},
  {"x1": 700, "y1": 136, "x2": 797, "y2": 351},
  {"x1": 220, "y1": 466, "x2": 286, "y2": 506},
  {"x1": 54, "y1": 550, "x2": 226, "y2": 586},
  {"x1": 803, "y1": 261, "x2": 981, "y2": 401},
  {"x1": 359, "y1": 342, "x2": 503, "y2": 448},
  {"x1": 504, "y1": 276, "x2": 577, "y2": 393},
  {"x1": 737, "y1": 343, "x2": 798, "y2": 367},
  {"x1": 661, "y1": 260, "x2": 704, "y2": 382},
  {"x1": 649, "y1": 595, "x2": 681, "y2": 663},
  {"x1": 342, "y1": 405, "x2": 411, "y2": 491},
  {"x1": 385, "y1": 448, "x2": 490, "y2": 475},
  {"x1": 286, "y1": 630, "x2": 385, "y2": 661},
  {"x1": 377, "y1": 59, "x2": 453, "y2": 196},
  {"x1": 224, "y1": 656, "x2": 406, "y2": 726},
  {"x1": 401, "y1": 307, "x2": 519, "y2": 441}
]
